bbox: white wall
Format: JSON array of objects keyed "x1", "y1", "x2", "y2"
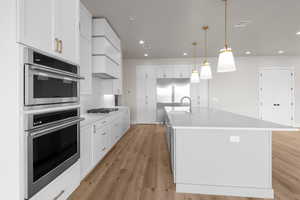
[
  {"x1": 123, "y1": 56, "x2": 300, "y2": 126},
  {"x1": 0, "y1": 0, "x2": 22, "y2": 199},
  {"x1": 81, "y1": 77, "x2": 115, "y2": 113}
]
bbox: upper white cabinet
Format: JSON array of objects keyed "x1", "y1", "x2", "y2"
[
  {"x1": 173, "y1": 65, "x2": 192, "y2": 78},
  {"x1": 18, "y1": 0, "x2": 53, "y2": 55},
  {"x1": 80, "y1": 3, "x2": 92, "y2": 94},
  {"x1": 156, "y1": 65, "x2": 192, "y2": 79},
  {"x1": 92, "y1": 37, "x2": 121, "y2": 64},
  {"x1": 18, "y1": 0, "x2": 80, "y2": 64},
  {"x1": 93, "y1": 18, "x2": 121, "y2": 51},
  {"x1": 156, "y1": 66, "x2": 174, "y2": 79}
]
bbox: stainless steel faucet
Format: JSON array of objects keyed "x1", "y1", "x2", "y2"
[{"x1": 180, "y1": 96, "x2": 192, "y2": 113}]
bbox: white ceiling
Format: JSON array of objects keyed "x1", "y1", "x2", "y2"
[{"x1": 82, "y1": 0, "x2": 300, "y2": 59}]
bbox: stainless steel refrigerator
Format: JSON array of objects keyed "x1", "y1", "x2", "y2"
[{"x1": 156, "y1": 78, "x2": 190, "y2": 122}]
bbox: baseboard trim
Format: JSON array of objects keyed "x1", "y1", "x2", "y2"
[{"x1": 176, "y1": 183, "x2": 274, "y2": 199}]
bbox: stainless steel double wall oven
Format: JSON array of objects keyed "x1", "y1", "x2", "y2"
[{"x1": 24, "y1": 48, "x2": 83, "y2": 199}]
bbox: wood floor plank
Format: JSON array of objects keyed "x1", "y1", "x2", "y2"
[{"x1": 70, "y1": 125, "x2": 300, "y2": 200}]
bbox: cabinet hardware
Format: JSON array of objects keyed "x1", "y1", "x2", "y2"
[
  {"x1": 102, "y1": 147, "x2": 106, "y2": 151},
  {"x1": 93, "y1": 125, "x2": 96, "y2": 133},
  {"x1": 102, "y1": 132, "x2": 106, "y2": 135},
  {"x1": 54, "y1": 38, "x2": 60, "y2": 52},
  {"x1": 53, "y1": 190, "x2": 65, "y2": 200},
  {"x1": 102, "y1": 121, "x2": 107, "y2": 124},
  {"x1": 59, "y1": 40, "x2": 63, "y2": 53}
]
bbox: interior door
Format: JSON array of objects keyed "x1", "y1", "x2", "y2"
[{"x1": 260, "y1": 68, "x2": 294, "y2": 126}]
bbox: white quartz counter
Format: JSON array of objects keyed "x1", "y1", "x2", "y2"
[
  {"x1": 165, "y1": 106, "x2": 298, "y2": 131},
  {"x1": 81, "y1": 107, "x2": 129, "y2": 127}
]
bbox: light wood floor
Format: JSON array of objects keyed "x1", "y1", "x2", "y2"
[{"x1": 70, "y1": 125, "x2": 300, "y2": 200}]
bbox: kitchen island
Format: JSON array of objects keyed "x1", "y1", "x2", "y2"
[{"x1": 164, "y1": 107, "x2": 297, "y2": 199}]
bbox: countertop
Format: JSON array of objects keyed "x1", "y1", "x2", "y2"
[
  {"x1": 81, "y1": 107, "x2": 129, "y2": 127},
  {"x1": 165, "y1": 106, "x2": 298, "y2": 131}
]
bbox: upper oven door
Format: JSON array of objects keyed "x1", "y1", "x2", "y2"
[{"x1": 25, "y1": 64, "x2": 80, "y2": 106}]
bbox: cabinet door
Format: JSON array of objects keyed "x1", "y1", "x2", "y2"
[
  {"x1": 80, "y1": 3, "x2": 92, "y2": 41},
  {"x1": 173, "y1": 65, "x2": 192, "y2": 78},
  {"x1": 54, "y1": 0, "x2": 79, "y2": 63},
  {"x1": 156, "y1": 66, "x2": 174, "y2": 78},
  {"x1": 80, "y1": 125, "x2": 93, "y2": 180},
  {"x1": 18, "y1": 0, "x2": 54, "y2": 54},
  {"x1": 93, "y1": 126, "x2": 108, "y2": 166},
  {"x1": 190, "y1": 80, "x2": 209, "y2": 107},
  {"x1": 80, "y1": 37, "x2": 92, "y2": 94}
]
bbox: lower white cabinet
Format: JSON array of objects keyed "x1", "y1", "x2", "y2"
[
  {"x1": 80, "y1": 125, "x2": 93, "y2": 180},
  {"x1": 80, "y1": 108, "x2": 130, "y2": 180},
  {"x1": 30, "y1": 162, "x2": 80, "y2": 200},
  {"x1": 93, "y1": 124, "x2": 110, "y2": 166}
]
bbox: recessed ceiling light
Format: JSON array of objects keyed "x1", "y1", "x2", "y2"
[
  {"x1": 278, "y1": 50, "x2": 285, "y2": 54},
  {"x1": 129, "y1": 16, "x2": 136, "y2": 21},
  {"x1": 139, "y1": 40, "x2": 145, "y2": 45},
  {"x1": 245, "y1": 51, "x2": 251, "y2": 55},
  {"x1": 296, "y1": 31, "x2": 300, "y2": 35},
  {"x1": 144, "y1": 53, "x2": 148, "y2": 57},
  {"x1": 183, "y1": 52, "x2": 188, "y2": 56}
]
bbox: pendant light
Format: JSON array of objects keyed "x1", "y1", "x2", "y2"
[
  {"x1": 217, "y1": 0, "x2": 236, "y2": 72},
  {"x1": 200, "y1": 26, "x2": 212, "y2": 79},
  {"x1": 190, "y1": 42, "x2": 200, "y2": 83}
]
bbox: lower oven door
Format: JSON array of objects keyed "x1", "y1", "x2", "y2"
[
  {"x1": 26, "y1": 119, "x2": 81, "y2": 199},
  {"x1": 24, "y1": 64, "x2": 80, "y2": 106}
]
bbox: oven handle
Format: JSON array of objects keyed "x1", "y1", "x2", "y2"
[
  {"x1": 25, "y1": 63, "x2": 85, "y2": 80},
  {"x1": 27, "y1": 117, "x2": 85, "y2": 138}
]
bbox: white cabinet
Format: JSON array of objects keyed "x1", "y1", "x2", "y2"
[
  {"x1": 80, "y1": 3, "x2": 92, "y2": 94},
  {"x1": 81, "y1": 109, "x2": 130, "y2": 181},
  {"x1": 18, "y1": 0, "x2": 53, "y2": 55},
  {"x1": 80, "y1": 125, "x2": 93, "y2": 180},
  {"x1": 92, "y1": 56, "x2": 119, "y2": 79},
  {"x1": 156, "y1": 66, "x2": 174, "y2": 78},
  {"x1": 156, "y1": 65, "x2": 191, "y2": 79},
  {"x1": 190, "y1": 80, "x2": 209, "y2": 107},
  {"x1": 53, "y1": 0, "x2": 79, "y2": 63},
  {"x1": 93, "y1": 18, "x2": 121, "y2": 51},
  {"x1": 92, "y1": 37, "x2": 121, "y2": 64},
  {"x1": 173, "y1": 65, "x2": 192, "y2": 78},
  {"x1": 136, "y1": 66, "x2": 157, "y2": 123},
  {"x1": 93, "y1": 125, "x2": 110, "y2": 166},
  {"x1": 18, "y1": 0, "x2": 79, "y2": 64}
]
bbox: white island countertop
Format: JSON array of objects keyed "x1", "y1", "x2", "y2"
[{"x1": 165, "y1": 106, "x2": 298, "y2": 131}]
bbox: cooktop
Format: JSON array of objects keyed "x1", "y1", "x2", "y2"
[{"x1": 87, "y1": 108, "x2": 119, "y2": 114}]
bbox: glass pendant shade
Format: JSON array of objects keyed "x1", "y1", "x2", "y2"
[
  {"x1": 190, "y1": 69, "x2": 200, "y2": 83},
  {"x1": 200, "y1": 61, "x2": 212, "y2": 80},
  {"x1": 217, "y1": 47, "x2": 236, "y2": 72}
]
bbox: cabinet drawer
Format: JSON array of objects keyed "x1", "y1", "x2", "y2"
[
  {"x1": 30, "y1": 162, "x2": 80, "y2": 200},
  {"x1": 92, "y1": 37, "x2": 121, "y2": 64},
  {"x1": 92, "y1": 56, "x2": 119, "y2": 78},
  {"x1": 93, "y1": 18, "x2": 121, "y2": 51},
  {"x1": 95, "y1": 117, "x2": 113, "y2": 130}
]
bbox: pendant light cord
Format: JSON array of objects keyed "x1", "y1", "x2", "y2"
[
  {"x1": 224, "y1": 0, "x2": 228, "y2": 49},
  {"x1": 205, "y1": 27, "x2": 208, "y2": 62},
  {"x1": 192, "y1": 42, "x2": 197, "y2": 70}
]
